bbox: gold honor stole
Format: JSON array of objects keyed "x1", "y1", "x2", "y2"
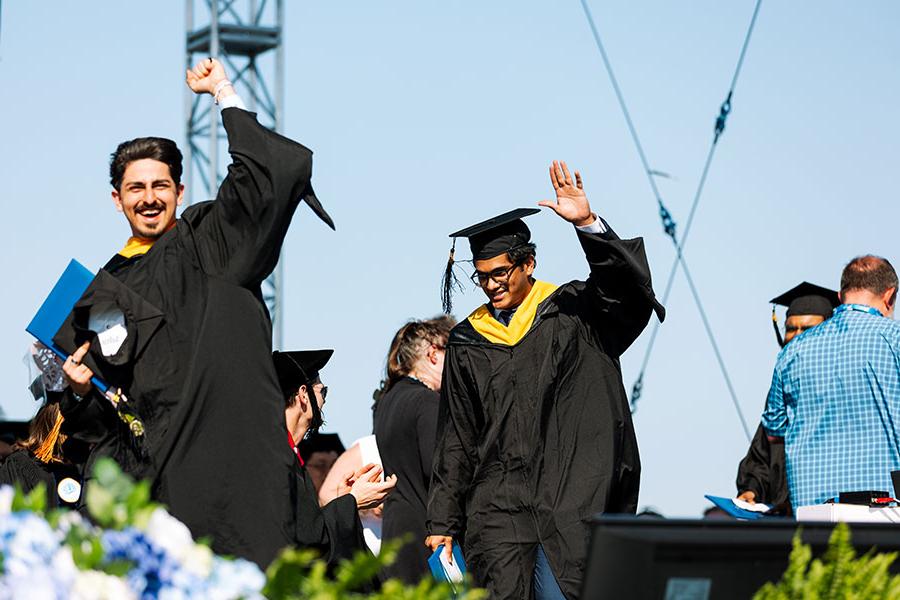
[
  {"x1": 467, "y1": 280, "x2": 559, "y2": 346},
  {"x1": 118, "y1": 236, "x2": 156, "y2": 258}
]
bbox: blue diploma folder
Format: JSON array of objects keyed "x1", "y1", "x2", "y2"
[
  {"x1": 704, "y1": 495, "x2": 771, "y2": 520},
  {"x1": 26, "y1": 259, "x2": 107, "y2": 392},
  {"x1": 428, "y1": 541, "x2": 467, "y2": 593}
]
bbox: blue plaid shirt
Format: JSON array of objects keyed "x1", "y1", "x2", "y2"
[{"x1": 762, "y1": 304, "x2": 900, "y2": 509}]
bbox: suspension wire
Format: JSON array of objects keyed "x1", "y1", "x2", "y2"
[
  {"x1": 577, "y1": 0, "x2": 677, "y2": 243},
  {"x1": 629, "y1": 0, "x2": 764, "y2": 442},
  {"x1": 578, "y1": 0, "x2": 759, "y2": 440}
]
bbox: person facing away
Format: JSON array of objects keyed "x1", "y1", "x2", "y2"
[
  {"x1": 736, "y1": 282, "x2": 839, "y2": 513},
  {"x1": 275, "y1": 350, "x2": 396, "y2": 567},
  {"x1": 762, "y1": 255, "x2": 900, "y2": 511},
  {"x1": 56, "y1": 58, "x2": 334, "y2": 567},
  {"x1": 0, "y1": 401, "x2": 85, "y2": 509},
  {"x1": 372, "y1": 316, "x2": 455, "y2": 584},
  {"x1": 426, "y1": 162, "x2": 664, "y2": 600}
]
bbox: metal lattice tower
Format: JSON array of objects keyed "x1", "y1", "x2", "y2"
[{"x1": 185, "y1": 0, "x2": 286, "y2": 348}]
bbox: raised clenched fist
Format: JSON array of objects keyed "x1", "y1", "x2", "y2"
[{"x1": 185, "y1": 57, "x2": 230, "y2": 97}]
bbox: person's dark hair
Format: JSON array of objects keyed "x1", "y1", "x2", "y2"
[
  {"x1": 284, "y1": 376, "x2": 325, "y2": 436},
  {"x1": 840, "y1": 255, "x2": 898, "y2": 305},
  {"x1": 507, "y1": 242, "x2": 537, "y2": 266},
  {"x1": 109, "y1": 137, "x2": 183, "y2": 191},
  {"x1": 377, "y1": 316, "x2": 456, "y2": 399},
  {"x1": 284, "y1": 377, "x2": 321, "y2": 409},
  {"x1": 14, "y1": 403, "x2": 65, "y2": 463}
]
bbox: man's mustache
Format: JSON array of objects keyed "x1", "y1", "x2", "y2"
[{"x1": 135, "y1": 203, "x2": 166, "y2": 213}]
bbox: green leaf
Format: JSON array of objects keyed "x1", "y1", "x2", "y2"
[
  {"x1": 754, "y1": 522, "x2": 900, "y2": 599},
  {"x1": 102, "y1": 559, "x2": 135, "y2": 577},
  {"x1": 65, "y1": 526, "x2": 105, "y2": 571},
  {"x1": 11, "y1": 482, "x2": 47, "y2": 515},
  {"x1": 85, "y1": 484, "x2": 116, "y2": 528}
]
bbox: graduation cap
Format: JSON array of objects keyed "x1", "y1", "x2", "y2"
[
  {"x1": 770, "y1": 282, "x2": 839, "y2": 347},
  {"x1": 274, "y1": 349, "x2": 333, "y2": 436},
  {"x1": 297, "y1": 432, "x2": 346, "y2": 463},
  {"x1": 272, "y1": 350, "x2": 334, "y2": 397},
  {"x1": 441, "y1": 208, "x2": 541, "y2": 313}
]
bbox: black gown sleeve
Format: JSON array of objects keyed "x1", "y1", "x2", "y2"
[
  {"x1": 575, "y1": 223, "x2": 665, "y2": 357},
  {"x1": 56, "y1": 389, "x2": 118, "y2": 444},
  {"x1": 736, "y1": 423, "x2": 771, "y2": 501},
  {"x1": 427, "y1": 347, "x2": 482, "y2": 538},
  {"x1": 294, "y1": 466, "x2": 366, "y2": 568},
  {"x1": 187, "y1": 108, "x2": 325, "y2": 287}
]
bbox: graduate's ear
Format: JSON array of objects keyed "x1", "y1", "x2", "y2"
[
  {"x1": 176, "y1": 183, "x2": 185, "y2": 207},
  {"x1": 112, "y1": 188, "x2": 124, "y2": 213},
  {"x1": 297, "y1": 384, "x2": 309, "y2": 410},
  {"x1": 523, "y1": 255, "x2": 536, "y2": 276}
]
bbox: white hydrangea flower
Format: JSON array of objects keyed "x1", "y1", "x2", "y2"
[
  {"x1": 55, "y1": 510, "x2": 87, "y2": 535},
  {"x1": 71, "y1": 570, "x2": 137, "y2": 600},
  {"x1": 0, "y1": 569, "x2": 59, "y2": 600},
  {"x1": 204, "y1": 558, "x2": 266, "y2": 600},
  {"x1": 51, "y1": 546, "x2": 78, "y2": 592},
  {"x1": 144, "y1": 508, "x2": 214, "y2": 577},
  {"x1": 0, "y1": 486, "x2": 13, "y2": 517},
  {"x1": 2, "y1": 514, "x2": 60, "y2": 578},
  {"x1": 180, "y1": 543, "x2": 214, "y2": 578}
]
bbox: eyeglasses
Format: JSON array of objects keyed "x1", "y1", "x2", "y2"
[
  {"x1": 470, "y1": 262, "x2": 523, "y2": 288},
  {"x1": 316, "y1": 385, "x2": 328, "y2": 400}
]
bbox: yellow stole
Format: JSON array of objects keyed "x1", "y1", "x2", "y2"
[
  {"x1": 467, "y1": 280, "x2": 559, "y2": 346},
  {"x1": 118, "y1": 236, "x2": 156, "y2": 258}
]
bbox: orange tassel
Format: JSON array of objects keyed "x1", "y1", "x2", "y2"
[{"x1": 34, "y1": 412, "x2": 64, "y2": 464}]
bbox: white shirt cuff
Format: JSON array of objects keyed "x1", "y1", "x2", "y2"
[
  {"x1": 575, "y1": 216, "x2": 608, "y2": 234},
  {"x1": 218, "y1": 93, "x2": 247, "y2": 111}
]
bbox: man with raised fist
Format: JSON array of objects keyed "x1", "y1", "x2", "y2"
[{"x1": 58, "y1": 58, "x2": 333, "y2": 567}]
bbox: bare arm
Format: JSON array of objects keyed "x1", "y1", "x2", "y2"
[{"x1": 319, "y1": 443, "x2": 362, "y2": 505}]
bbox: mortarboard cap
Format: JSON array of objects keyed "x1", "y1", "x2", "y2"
[
  {"x1": 441, "y1": 208, "x2": 541, "y2": 313},
  {"x1": 273, "y1": 350, "x2": 333, "y2": 397},
  {"x1": 448, "y1": 208, "x2": 541, "y2": 261},
  {"x1": 298, "y1": 432, "x2": 345, "y2": 462},
  {"x1": 770, "y1": 282, "x2": 839, "y2": 319}
]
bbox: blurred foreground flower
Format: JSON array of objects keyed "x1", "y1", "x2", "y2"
[{"x1": 0, "y1": 458, "x2": 483, "y2": 599}]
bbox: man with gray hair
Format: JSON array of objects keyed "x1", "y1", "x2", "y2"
[{"x1": 762, "y1": 255, "x2": 900, "y2": 511}]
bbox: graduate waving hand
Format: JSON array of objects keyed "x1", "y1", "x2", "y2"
[{"x1": 538, "y1": 160, "x2": 597, "y2": 227}]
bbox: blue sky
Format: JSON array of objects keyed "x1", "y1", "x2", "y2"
[{"x1": 1, "y1": 1, "x2": 897, "y2": 516}]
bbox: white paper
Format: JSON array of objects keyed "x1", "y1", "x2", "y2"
[
  {"x1": 732, "y1": 498, "x2": 772, "y2": 513},
  {"x1": 89, "y1": 308, "x2": 128, "y2": 357},
  {"x1": 440, "y1": 551, "x2": 464, "y2": 584}
]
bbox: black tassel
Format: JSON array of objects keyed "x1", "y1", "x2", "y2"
[
  {"x1": 441, "y1": 240, "x2": 463, "y2": 315},
  {"x1": 772, "y1": 305, "x2": 785, "y2": 348}
]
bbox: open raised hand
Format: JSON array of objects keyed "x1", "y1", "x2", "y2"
[{"x1": 538, "y1": 160, "x2": 595, "y2": 227}]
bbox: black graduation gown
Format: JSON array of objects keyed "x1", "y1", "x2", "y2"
[
  {"x1": 0, "y1": 450, "x2": 81, "y2": 508},
  {"x1": 373, "y1": 377, "x2": 440, "y2": 583},
  {"x1": 427, "y1": 226, "x2": 663, "y2": 600},
  {"x1": 56, "y1": 108, "x2": 323, "y2": 567},
  {"x1": 736, "y1": 423, "x2": 789, "y2": 509},
  {"x1": 292, "y1": 455, "x2": 368, "y2": 568}
]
